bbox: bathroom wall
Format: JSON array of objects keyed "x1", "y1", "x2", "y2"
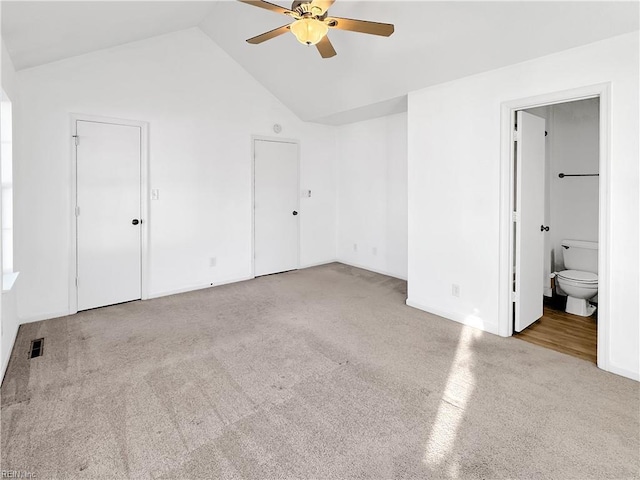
[
  {"x1": 548, "y1": 99, "x2": 600, "y2": 272},
  {"x1": 526, "y1": 98, "x2": 599, "y2": 294}
]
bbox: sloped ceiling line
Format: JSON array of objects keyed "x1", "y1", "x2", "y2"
[{"x1": 2, "y1": 1, "x2": 638, "y2": 125}]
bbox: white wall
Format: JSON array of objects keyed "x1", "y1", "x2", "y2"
[
  {"x1": 336, "y1": 113, "x2": 407, "y2": 279},
  {"x1": 1, "y1": 38, "x2": 19, "y2": 379},
  {"x1": 408, "y1": 32, "x2": 639, "y2": 380},
  {"x1": 1, "y1": 41, "x2": 16, "y2": 100},
  {"x1": 13, "y1": 28, "x2": 337, "y2": 322}
]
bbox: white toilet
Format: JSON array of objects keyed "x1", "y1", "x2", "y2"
[{"x1": 555, "y1": 239, "x2": 598, "y2": 317}]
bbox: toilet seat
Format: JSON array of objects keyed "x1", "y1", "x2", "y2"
[{"x1": 556, "y1": 270, "x2": 598, "y2": 284}]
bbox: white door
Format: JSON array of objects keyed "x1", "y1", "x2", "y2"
[
  {"x1": 515, "y1": 111, "x2": 546, "y2": 332},
  {"x1": 76, "y1": 120, "x2": 142, "y2": 310},
  {"x1": 254, "y1": 140, "x2": 299, "y2": 277}
]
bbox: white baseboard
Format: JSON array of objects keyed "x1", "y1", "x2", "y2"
[
  {"x1": 406, "y1": 301, "x2": 637, "y2": 383},
  {"x1": 1, "y1": 327, "x2": 20, "y2": 384},
  {"x1": 336, "y1": 260, "x2": 407, "y2": 281},
  {"x1": 299, "y1": 260, "x2": 338, "y2": 269},
  {"x1": 148, "y1": 276, "x2": 254, "y2": 300},
  {"x1": 17, "y1": 267, "x2": 335, "y2": 324},
  {"x1": 19, "y1": 309, "x2": 71, "y2": 324},
  {"x1": 405, "y1": 298, "x2": 500, "y2": 336},
  {"x1": 151, "y1": 264, "x2": 340, "y2": 300},
  {"x1": 604, "y1": 363, "x2": 640, "y2": 382}
]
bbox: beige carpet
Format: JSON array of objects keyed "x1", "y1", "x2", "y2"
[{"x1": 1, "y1": 263, "x2": 638, "y2": 479}]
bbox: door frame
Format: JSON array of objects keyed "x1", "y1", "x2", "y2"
[
  {"x1": 251, "y1": 136, "x2": 300, "y2": 278},
  {"x1": 68, "y1": 114, "x2": 150, "y2": 314},
  {"x1": 499, "y1": 83, "x2": 611, "y2": 370}
]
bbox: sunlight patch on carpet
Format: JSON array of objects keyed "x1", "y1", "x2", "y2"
[{"x1": 423, "y1": 326, "x2": 481, "y2": 473}]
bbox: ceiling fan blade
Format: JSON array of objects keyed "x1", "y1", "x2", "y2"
[
  {"x1": 327, "y1": 16, "x2": 394, "y2": 36},
  {"x1": 237, "y1": 0, "x2": 293, "y2": 16},
  {"x1": 246, "y1": 24, "x2": 291, "y2": 44},
  {"x1": 316, "y1": 35, "x2": 337, "y2": 58},
  {"x1": 311, "y1": 0, "x2": 335, "y2": 14}
]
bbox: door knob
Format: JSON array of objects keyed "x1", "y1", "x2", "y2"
[
  {"x1": 132, "y1": 219, "x2": 140, "y2": 225},
  {"x1": 292, "y1": 211, "x2": 298, "y2": 216},
  {"x1": 540, "y1": 225, "x2": 549, "y2": 232}
]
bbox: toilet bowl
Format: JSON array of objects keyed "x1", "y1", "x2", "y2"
[
  {"x1": 556, "y1": 270, "x2": 598, "y2": 316},
  {"x1": 557, "y1": 239, "x2": 598, "y2": 317}
]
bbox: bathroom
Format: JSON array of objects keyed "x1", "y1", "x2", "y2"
[{"x1": 517, "y1": 97, "x2": 600, "y2": 362}]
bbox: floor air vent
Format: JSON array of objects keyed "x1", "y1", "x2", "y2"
[{"x1": 29, "y1": 338, "x2": 44, "y2": 359}]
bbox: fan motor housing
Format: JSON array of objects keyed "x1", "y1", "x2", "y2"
[
  {"x1": 291, "y1": 1, "x2": 311, "y2": 10},
  {"x1": 290, "y1": 1, "x2": 327, "y2": 19}
]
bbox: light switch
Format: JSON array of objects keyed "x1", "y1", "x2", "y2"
[{"x1": 151, "y1": 189, "x2": 160, "y2": 200}]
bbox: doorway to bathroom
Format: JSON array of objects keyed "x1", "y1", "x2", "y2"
[{"x1": 500, "y1": 85, "x2": 609, "y2": 367}]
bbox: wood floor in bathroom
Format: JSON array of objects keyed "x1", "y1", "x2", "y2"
[{"x1": 515, "y1": 299, "x2": 597, "y2": 364}]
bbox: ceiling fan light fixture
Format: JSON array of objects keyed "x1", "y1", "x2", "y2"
[{"x1": 290, "y1": 18, "x2": 328, "y2": 45}]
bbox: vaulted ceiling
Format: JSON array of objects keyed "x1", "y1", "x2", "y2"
[{"x1": 2, "y1": 1, "x2": 639, "y2": 124}]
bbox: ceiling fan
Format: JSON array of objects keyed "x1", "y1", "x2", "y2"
[{"x1": 238, "y1": 0, "x2": 394, "y2": 58}]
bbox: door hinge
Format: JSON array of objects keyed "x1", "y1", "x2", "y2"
[
  {"x1": 512, "y1": 211, "x2": 519, "y2": 222},
  {"x1": 75, "y1": 277, "x2": 78, "y2": 287},
  {"x1": 513, "y1": 129, "x2": 519, "y2": 142},
  {"x1": 75, "y1": 206, "x2": 80, "y2": 217},
  {"x1": 73, "y1": 135, "x2": 79, "y2": 146},
  {"x1": 511, "y1": 291, "x2": 518, "y2": 302}
]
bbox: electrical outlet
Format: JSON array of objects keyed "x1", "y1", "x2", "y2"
[
  {"x1": 353, "y1": 243, "x2": 358, "y2": 252},
  {"x1": 452, "y1": 284, "x2": 460, "y2": 297},
  {"x1": 209, "y1": 257, "x2": 217, "y2": 267},
  {"x1": 151, "y1": 189, "x2": 160, "y2": 200}
]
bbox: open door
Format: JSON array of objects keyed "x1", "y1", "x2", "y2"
[{"x1": 514, "y1": 111, "x2": 546, "y2": 332}]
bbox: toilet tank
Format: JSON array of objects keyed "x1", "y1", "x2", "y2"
[{"x1": 561, "y1": 239, "x2": 598, "y2": 273}]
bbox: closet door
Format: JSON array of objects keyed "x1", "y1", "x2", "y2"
[
  {"x1": 253, "y1": 139, "x2": 299, "y2": 277},
  {"x1": 76, "y1": 120, "x2": 142, "y2": 310}
]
